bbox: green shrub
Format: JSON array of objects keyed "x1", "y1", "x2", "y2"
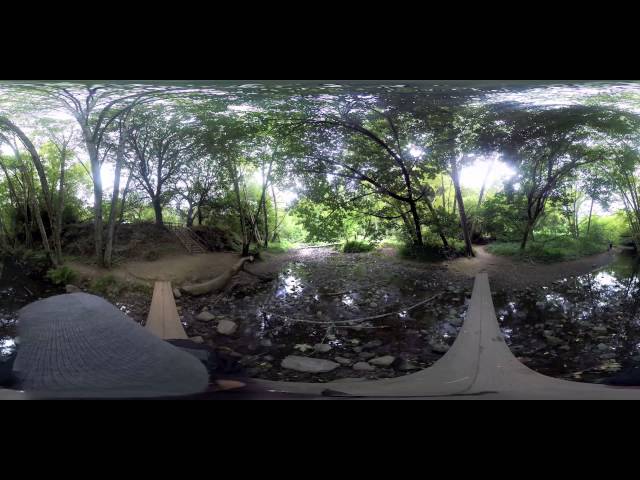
[
  {"x1": 343, "y1": 240, "x2": 375, "y2": 253},
  {"x1": 399, "y1": 242, "x2": 465, "y2": 261},
  {"x1": 90, "y1": 275, "x2": 121, "y2": 296},
  {"x1": 265, "y1": 240, "x2": 294, "y2": 253},
  {"x1": 46, "y1": 265, "x2": 78, "y2": 285},
  {"x1": 487, "y1": 236, "x2": 609, "y2": 263},
  {"x1": 143, "y1": 249, "x2": 160, "y2": 261}
]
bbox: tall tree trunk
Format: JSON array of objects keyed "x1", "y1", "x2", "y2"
[
  {"x1": 408, "y1": 200, "x2": 423, "y2": 246},
  {"x1": 152, "y1": 196, "x2": 164, "y2": 226},
  {"x1": 271, "y1": 184, "x2": 279, "y2": 242},
  {"x1": 186, "y1": 204, "x2": 195, "y2": 227},
  {"x1": 86, "y1": 140, "x2": 104, "y2": 266},
  {"x1": 469, "y1": 158, "x2": 495, "y2": 240},
  {"x1": 104, "y1": 130, "x2": 128, "y2": 268},
  {"x1": 451, "y1": 163, "x2": 474, "y2": 257},
  {"x1": 25, "y1": 172, "x2": 54, "y2": 264},
  {"x1": 230, "y1": 163, "x2": 250, "y2": 256},
  {"x1": 423, "y1": 197, "x2": 449, "y2": 248},
  {"x1": 54, "y1": 147, "x2": 67, "y2": 265},
  {"x1": 586, "y1": 197, "x2": 595, "y2": 236},
  {"x1": 521, "y1": 220, "x2": 533, "y2": 251},
  {"x1": 262, "y1": 194, "x2": 269, "y2": 248}
]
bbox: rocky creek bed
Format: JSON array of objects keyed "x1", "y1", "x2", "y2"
[
  {"x1": 3, "y1": 247, "x2": 640, "y2": 386},
  {"x1": 494, "y1": 250, "x2": 640, "y2": 383},
  {"x1": 173, "y1": 248, "x2": 472, "y2": 382}
]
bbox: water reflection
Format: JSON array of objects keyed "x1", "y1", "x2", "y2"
[{"x1": 495, "y1": 251, "x2": 640, "y2": 382}]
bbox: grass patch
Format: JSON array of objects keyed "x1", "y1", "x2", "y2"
[
  {"x1": 399, "y1": 242, "x2": 466, "y2": 261},
  {"x1": 264, "y1": 240, "x2": 295, "y2": 254},
  {"x1": 343, "y1": 240, "x2": 375, "y2": 253},
  {"x1": 45, "y1": 265, "x2": 78, "y2": 285},
  {"x1": 487, "y1": 237, "x2": 609, "y2": 263}
]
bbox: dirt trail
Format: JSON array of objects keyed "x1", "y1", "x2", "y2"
[
  {"x1": 444, "y1": 245, "x2": 616, "y2": 290},
  {"x1": 67, "y1": 244, "x2": 617, "y2": 293},
  {"x1": 68, "y1": 252, "x2": 241, "y2": 286}
]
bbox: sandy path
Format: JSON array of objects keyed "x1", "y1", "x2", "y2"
[{"x1": 443, "y1": 245, "x2": 616, "y2": 290}]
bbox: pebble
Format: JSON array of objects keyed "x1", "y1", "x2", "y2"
[
  {"x1": 352, "y1": 362, "x2": 376, "y2": 371},
  {"x1": 369, "y1": 355, "x2": 396, "y2": 367},
  {"x1": 260, "y1": 339, "x2": 273, "y2": 347},
  {"x1": 334, "y1": 356, "x2": 352, "y2": 366},
  {"x1": 217, "y1": 319, "x2": 238, "y2": 335},
  {"x1": 363, "y1": 340, "x2": 383, "y2": 349},
  {"x1": 189, "y1": 336, "x2": 204, "y2": 344},
  {"x1": 358, "y1": 352, "x2": 375, "y2": 360},
  {"x1": 294, "y1": 344, "x2": 313, "y2": 352},
  {"x1": 173, "y1": 288, "x2": 182, "y2": 299},
  {"x1": 398, "y1": 359, "x2": 420, "y2": 371},
  {"x1": 430, "y1": 342, "x2": 450, "y2": 354},
  {"x1": 314, "y1": 343, "x2": 332, "y2": 353},
  {"x1": 597, "y1": 343, "x2": 609, "y2": 351},
  {"x1": 281, "y1": 356, "x2": 340, "y2": 373},
  {"x1": 65, "y1": 284, "x2": 82, "y2": 294},
  {"x1": 196, "y1": 311, "x2": 216, "y2": 322}
]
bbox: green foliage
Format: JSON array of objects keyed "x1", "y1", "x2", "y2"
[
  {"x1": 265, "y1": 240, "x2": 295, "y2": 253},
  {"x1": 399, "y1": 241, "x2": 466, "y2": 262},
  {"x1": 45, "y1": 265, "x2": 78, "y2": 285},
  {"x1": 89, "y1": 275, "x2": 121, "y2": 296},
  {"x1": 143, "y1": 249, "x2": 160, "y2": 261},
  {"x1": 487, "y1": 236, "x2": 609, "y2": 263},
  {"x1": 343, "y1": 240, "x2": 375, "y2": 253}
]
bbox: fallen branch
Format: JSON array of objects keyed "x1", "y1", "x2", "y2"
[{"x1": 182, "y1": 256, "x2": 254, "y2": 296}]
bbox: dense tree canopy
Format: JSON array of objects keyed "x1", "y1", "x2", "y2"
[{"x1": 1, "y1": 81, "x2": 640, "y2": 267}]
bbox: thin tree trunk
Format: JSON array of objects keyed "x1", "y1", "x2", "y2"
[
  {"x1": 230, "y1": 163, "x2": 250, "y2": 256},
  {"x1": 423, "y1": 196, "x2": 449, "y2": 248},
  {"x1": 104, "y1": 130, "x2": 128, "y2": 268},
  {"x1": 262, "y1": 193, "x2": 269, "y2": 248},
  {"x1": 152, "y1": 196, "x2": 164, "y2": 226},
  {"x1": 271, "y1": 184, "x2": 279, "y2": 242},
  {"x1": 54, "y1": 147, "x2": 67, "y2": 265},
  {"x1": 25, "y1": 171, "x2": 54, "y2": 264},
  {"x1": 469, "y1": 158, "x2": 496, "y2": 240},
  {"x1": 586, "y1": 197, "x2": 595, "y2": 236},
  {"x1": 451, "y1": 163, "x2": 474, "y2": 257},
  {"x1": 408, "y1": 200, "x2": 423, "y2": 246},
  {"x1": 521, "y1": 220, "x2": 533, "y2": 251},
  {"x1": 86, "y1": 140, "x2": 105, "y2": 266}
]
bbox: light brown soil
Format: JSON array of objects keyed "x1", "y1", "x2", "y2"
[
  {"x1": 66, "y1": 244, "x2": 617, "y2": 293},
  {"x1": 443, "y1": 245, "x2": 616, "y2": 290}
]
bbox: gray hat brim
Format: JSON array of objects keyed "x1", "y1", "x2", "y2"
[{"x1": 13, "y1": 293, "x2": 209, "y2": 399}]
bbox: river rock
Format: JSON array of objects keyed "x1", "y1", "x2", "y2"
[
  {"x1": 196, "y1": 311, "x2": 216, "y2": 322},
  {"x1": 334, "y1": 356, "x2": 352, "y2": 366},
  {"x1": 314, "y1": 343, "x2": 332, "y2": 353},
  {"x1": 597, "y1": 343, "x2": 609, "y2": 351},
  {"x1": 352, "y1": 361, "x2": 375, "y2": 371},
  {"x1": 173, "y1": 288, "x2": 182, "y2": 299},
  {"x1": 65, "y1": 284, "x2": 82, "y2": 293},
  {"x1": 430, "y1": 342, "x2": 450, "y2": 354},
  {"x1": 398, "y1": 359, "x2": 420, "y2": 371},
  {"x1": 217, "y1": 319, "x2": 238, "y2": 335},
  {"x1": 189, "y1": 336, "x2": 204, "y2": 344},
  {"x1": 359, "y1": 352, "x2": 375, "y2": 360},
  {"x1": 363, "y1": 339, "x2": 383, "y2": 349},
  {"x1": 281, "y1": 355, "x2": 339, "y2": 373},
  {"x1": 370, "y1": 355, "x2": 395, "y2": 367},
  {"x1": 260, "y1": 339, "x2": 273, "y2": 347},
  {"x1": 294, "y1": 344, "x2": 314, "y2": 353}
]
